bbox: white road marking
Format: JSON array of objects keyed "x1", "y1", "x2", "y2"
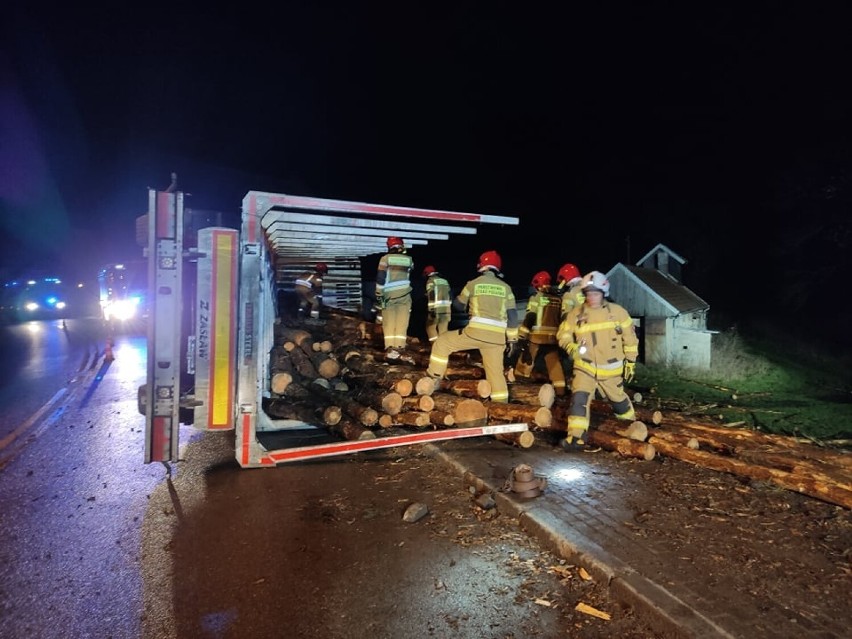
[{"x1": 0, "y1": 388, "x2": 68, "y2": 452}]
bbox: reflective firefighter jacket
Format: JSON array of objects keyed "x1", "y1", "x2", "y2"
[
  {"x1": 558, "y1": 282, "x2": 585, "y2": 321},
  {"x1": 518, "y1": 288, "x2": 561, "y2": 345},
  {"x1": 294, "y1": 271, "x2": 323, "y2": 296},
  {"x1": 557, "y1": 301, "x2": 638, "y2": 378},
  {"x1": 425, "y1": 273, "x2": 451, "y2": 316},
  {"x1": 453, "y1": 270, "x2": 519, "y2": 345},
  {"x1": 376, "y1": 251, "x2": 413, "y2": 301}
]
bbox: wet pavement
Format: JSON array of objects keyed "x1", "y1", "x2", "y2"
[{"x1": 423, "y1": 435, "x2": 850, "y2": 639}]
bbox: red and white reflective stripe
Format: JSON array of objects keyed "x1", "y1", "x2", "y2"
[
  {"x1": 252, "y1": 193, "x2": 485, "y2": 222},
  {"x1": 267, "y1": 423, "x2": 529, "y2": 464},
  {"x1": 240, "y1": 413, "x2": 253, "y2": 466}
]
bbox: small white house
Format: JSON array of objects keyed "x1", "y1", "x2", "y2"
[{"x1": 606, "y1": 244, "x2": 716, "y2": 369}]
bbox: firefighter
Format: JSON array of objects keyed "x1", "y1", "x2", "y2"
[
  {"x1": 555, "y1": 262, "x2": 584, "y2": 380},
  {"x1": 294, "y1": 262, "x2": 328, "y2": 319},
  {"x1": 556, "y1": 262, "x2": 584, "y2": 321},
  {"x1": 513, "y1": 271, "x2": 567, "y2": 396},
  {"x1": 427, "y1": 250, "x2": 518, "y2": 403},
  {"x1": 375, "y1": 236, "x2": 414, "y2": 359},
  {"x1": 557, "y1": 271, "x2": 638, "y2": 451},
  {"x1": 423, "y1": 265, "x2": 451, "y2": 343}
]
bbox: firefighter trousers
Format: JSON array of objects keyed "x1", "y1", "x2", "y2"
[
  {"x1": 566, "y1": 369, "x2": 634, "y2": 435},
  {"x1": 514, "y1": 343, "x2": 566, "y2": 396},
  {"x1": 425, "y1": 312, "x2": 450, "y2": 342},
  {"x1": 427, "y1": 329, "x2": 508, "y2": 402},
  {"x1": 382, "y1": 293, "x2": 412, "y2": 349}
]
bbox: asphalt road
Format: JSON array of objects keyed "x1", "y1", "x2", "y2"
[{"x1": 0, "y1": 326, "x2": 655, "y2": 639}]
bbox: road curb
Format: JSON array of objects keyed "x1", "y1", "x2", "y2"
[{"x1": 427, "y1": 444, "x2": 734, "y2": 639}]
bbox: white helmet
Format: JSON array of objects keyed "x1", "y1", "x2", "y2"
[{"x1": 581, "y1": 271, "x2": 610, "y2": 296}]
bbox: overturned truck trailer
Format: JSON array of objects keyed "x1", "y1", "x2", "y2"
[{"x1": 139, "y1": 189, "x2": 520, "y2": 468}]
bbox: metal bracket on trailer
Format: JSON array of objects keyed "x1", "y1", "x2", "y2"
[{"x1": 265, "y1": 423, "x2": 530, "y2": 465}]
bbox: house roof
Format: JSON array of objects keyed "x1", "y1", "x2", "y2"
[
  {"x1": 612, "y1": 264, "x2": 709, "y2": 314},
  {"x1": 636, "y1": 243, "x2": 687, "y2": 268}
]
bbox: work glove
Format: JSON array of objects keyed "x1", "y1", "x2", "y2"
[
  {"x1": 372, "y1": 302, "x2": 383, "y2": 325},
  {"x1": 623, "y1": 360, "x2": 636, "y2": 383},
  {"x1": 504, "y1": 340, "x2": 520, "y2": 365},
  {"x1": 519, "y1": 339, "x2": 532, "y2": 365},
  {"x1": 561, "y1": 341, "x2": 578, "y2": 357},
  {"x1": 504, "y1": 340, "x2": 518, "y2": 357}
]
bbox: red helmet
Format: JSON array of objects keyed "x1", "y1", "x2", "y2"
[
  {"x1": 422, "y1": 265, "x2": 437, "y2": 277},
  {"x1": 315, "y1": 262, "x2": 328, "y2": 275},
  {"x1": 477, "y1": 250, "x2": 502, "y2": 272},
  {"x1": 557, "y1": 263, "x2": 581, "y2": 284},
  {"x1": 387, "y1": 236, "x2": 404, "y2": 250},
  {"x1": 531, "y1": 271, "x2": 551, "y2": 289}
]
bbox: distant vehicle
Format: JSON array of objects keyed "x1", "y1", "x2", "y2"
[
  {"x1": 97, "y1": 261, "x2": 148, "y2": 324},
  {"x1": 0, "y1": 277, "x2": 71, "y2": 322}
]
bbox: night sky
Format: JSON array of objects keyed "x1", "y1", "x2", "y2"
[{"x1": 3, "y1": 4, "x2": 852, "y2": 333}]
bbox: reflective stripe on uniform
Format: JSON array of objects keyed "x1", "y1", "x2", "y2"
[
  {"x1": 574, "y1": 320, "x2": 621, "y2": 335},
  {"x1": 531, "y1": 325, "x2": 557, "y2": 335},
  {"x1": 469, "y1": 316, "x2": 507, "y2": 328},
  {"x1": 491, "y1": 389, "x2": 509, "y2": 402},
  {"x1": 567, "y1": 415, "x2": 589, "y2": 430},
  {"x1": 382, "y1": 279, "x2": 411, "y2": 291},
  {"x1": 573, "y1": 358, "x2": 624, "y2": 378},
  {"x1": 295, "y1": 279, "x2": 312, "y2": 288}
]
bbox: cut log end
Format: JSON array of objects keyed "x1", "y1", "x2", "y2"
[
  {"x1": 393, "y1": 378, "x2": 414, "y2": 397},
  {"x1": 494, "y1": 430, "x2": 536, "y2": 448},
  {"x1": 416, "y1": 377, "x2": 438, "y2": 396},
  {"x1": 323, "y1": 406, "x2": 343, "y2": 426},
  {"x1": 538, "y1": 384, "x2": 556, "y2": 409},
  {"x1": 381, "y1": 391, "x2": 404, "y2": 416},
  {"x1": 616, "y1": 421, "x2": 648, "y2": 442},
  {"x1": 270, "y1": 372, "x2": 293, "y2": 395},
  {"x1": 317, "y1": 358, "x2": 341, "y2": 379},
  {"x1": 453, "y1": 399, "x2": 488, "y2": 425}
]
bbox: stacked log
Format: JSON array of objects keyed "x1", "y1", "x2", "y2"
[
  {"x1": 278, "y1": 313, "x2": 852, "y2": 508},
  {"x1": 487, "y1": 401, "x2": 552, "y2": 429},
  {"x1": 586, "y1": 408, "x2": 852, "y2": 509},
  {"x1": 440, "y1": 379, "x2": 492, "y2": 399},
  {"x1": 291, "y1": 311, "x2": 562, "y2": 438},
  {"x1": 509, "y1": 382, "x2": 556, "y2": 408},
  {"x1": 493, "y1": 430, "x2": 537, "y2": 449},
  {"x1": 428, "y1": 395, "x2": 488, "y2": 426},
  {"x1": 329, "y1": 417, "x2": 376, "y2": 441}
]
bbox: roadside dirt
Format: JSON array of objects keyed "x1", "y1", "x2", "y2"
[
  {"x1": 375, "y1": 437, "x2": 852, "y2": 638},
  {"x1": 378, "y1": 448, "x2": 663, "y2": 638},
  {"x1": 621, "y1": 450, "x2": 852, "y2": 633}
]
